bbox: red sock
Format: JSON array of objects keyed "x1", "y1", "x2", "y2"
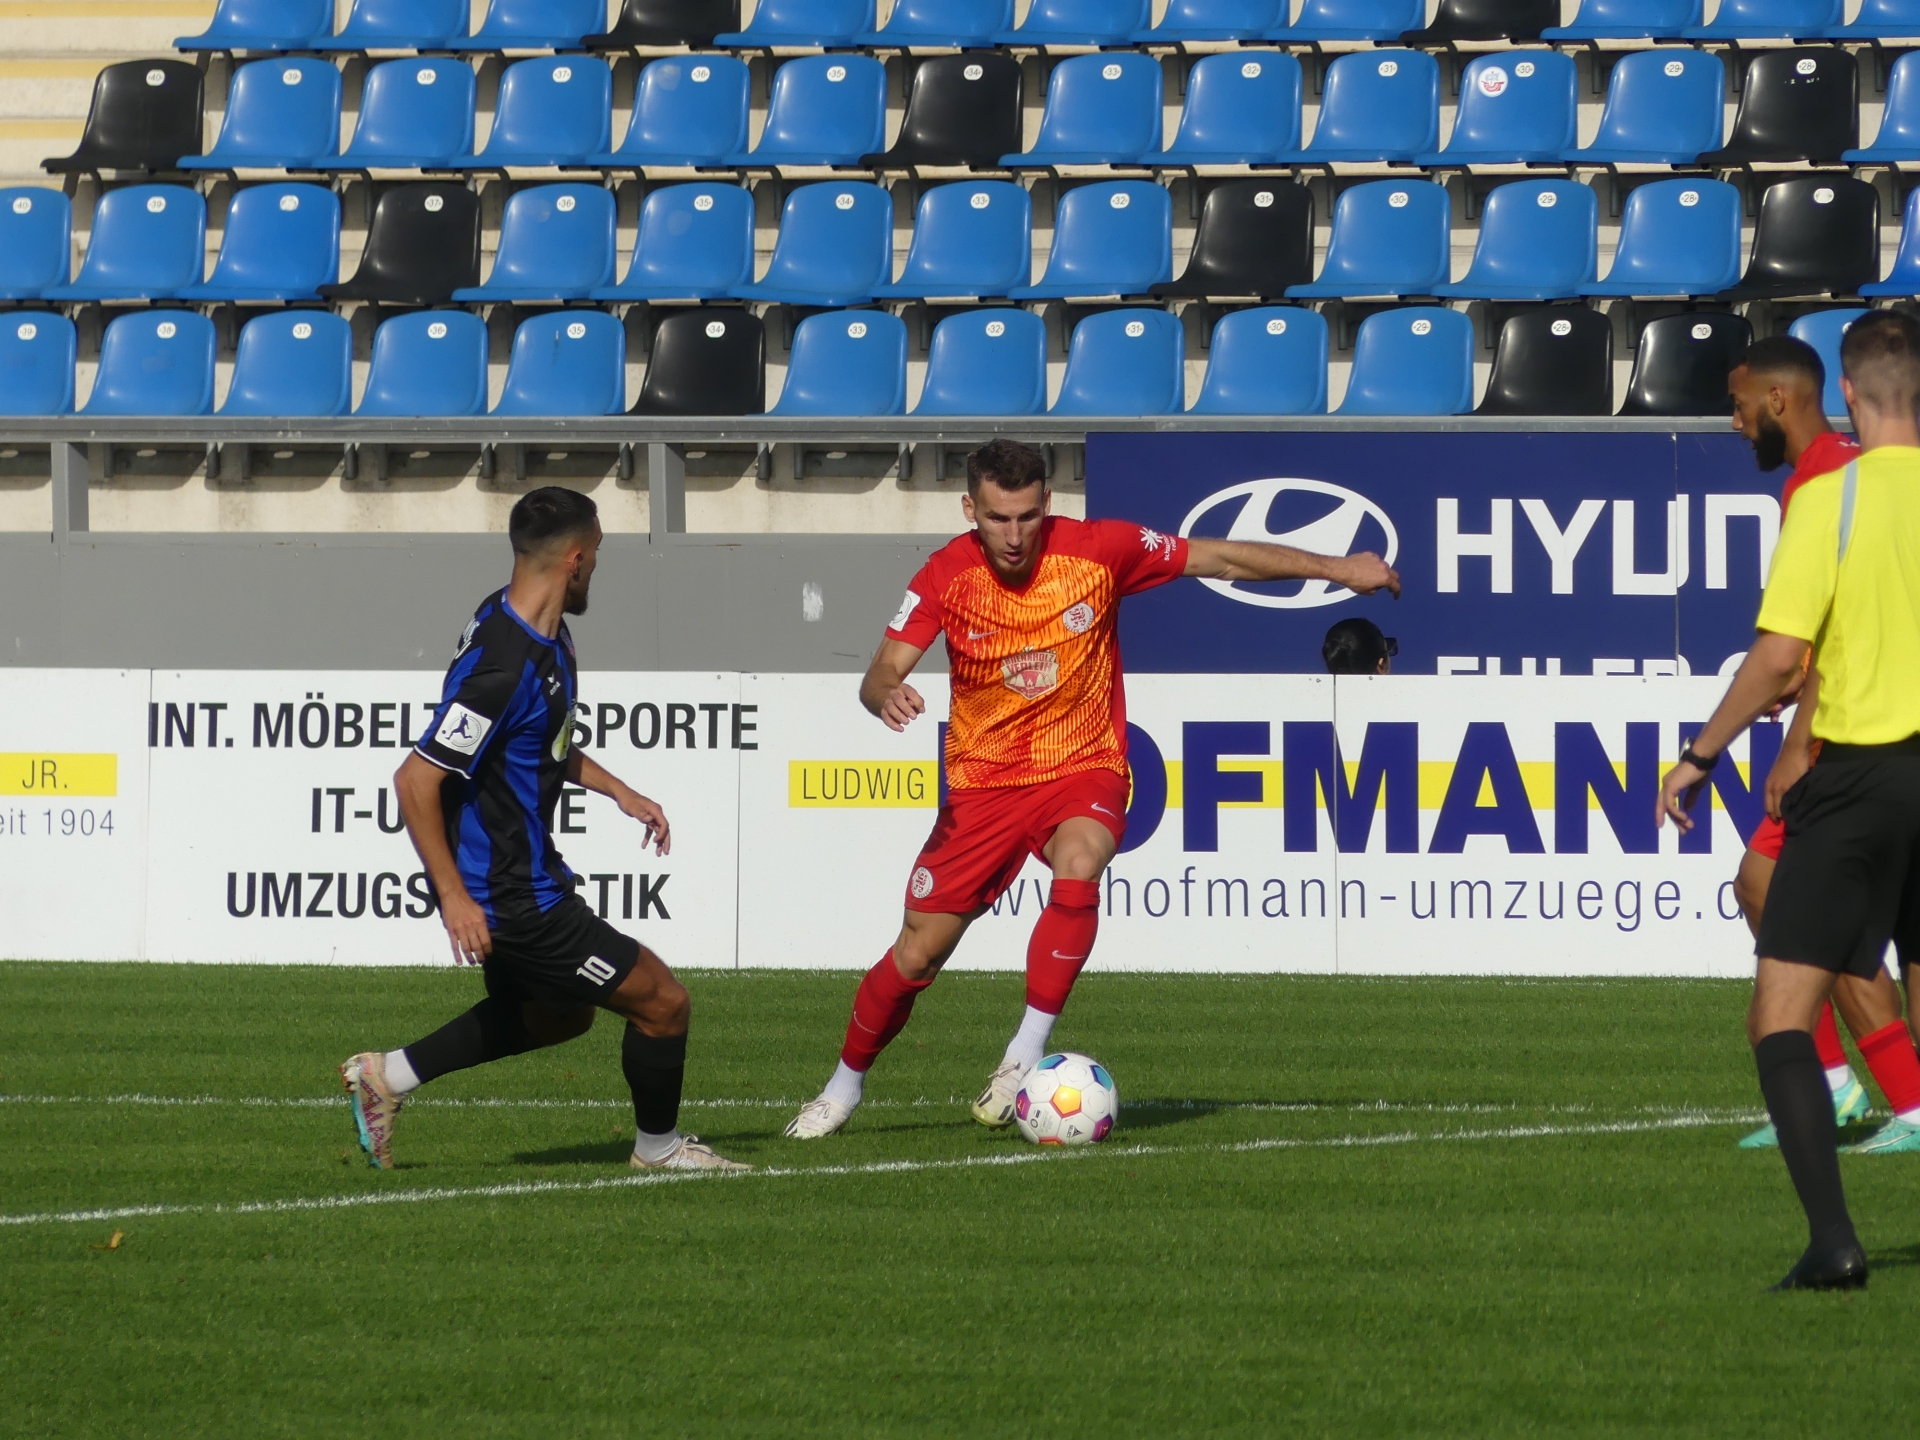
[
  {"x1": 838, "y1": 949, "x2": 933, "y2": 1072},
  {"x1": 1858, "y1": 1021, "x2": 1920, "y2": 1117},
  {"x1": 1025, "y1": 879, "x2": 1101, "y2": 1016},
  {"x1": 1812, "y1": 1003, "x2": 1848, "y2": 1071}
]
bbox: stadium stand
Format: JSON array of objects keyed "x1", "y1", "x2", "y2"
[
  {"x1": 1845, "y1": 49, "x2": 1920, "y2": 163},
  {"x1": 319, "y1": 183, "x2": 481, "y2": 305},
  {"x1": 178, "y1": 182, "x2": 340, "y2": 302},
  {"x1": 448, "y1": 0, "x2": 606, "y2": 50},
  {"x1": 1616, "y1": 312, "x2": 1752, "y2": 417},
  {"x1": 491, "y1": 311, "x2": 628, "y2": 417},
  {"x1": 1475, "y1": 306, "x2": 1613, "y2": 415},
  {"x1": 81, "y1": 310, "x2": 216, "y2": 416},
  {"x1": 1287, "y1": 181, "x2": 1450, "y2": 300},
  {"x1": 626, "y1": 308, "x2": 765, "y2": 416},
  {"x1": 1680, "y1": 0, "x2": 1839, "y2": 39},
  {"x1": 311, "y1": 0, "x2": 469, "y2": 52},
  {"x1": 1009, "y1": 180, "x2": 1171, "y2": 299},
  {"x1": 451, "y1": 184, "x2": 616, "y2": 303},
  {"x1": 1401, "y1": 0, "x2": 1558, "y2": 44},
  {"x1": 1334, "y1": 307, "x2": 1473, "y2": 415},
  {"x1": 855, "y1": 0, "x2": 1012, "y2": 47},
  {"x1": 584, "y1": 0, "x2": 737, "y2": 49},
  {"x1": 715, "y1": 0, "x2": 875, "y2": 49},
  {"x1": 766, "y1": 309, "x2": 908, "y2": 416},
  {"x1": 176, "y1": 0, "x2": 335, "y2": 51},
  {"x1": 862, "y1": 54, "x2": 1023, "y2": 170},
  {"x1": 990, "y1": 0, "x2": 1151, "y2": 48},
  {"x1": 911, "y1": 308, "x2": 1048, "y2": 415},
  {"x1": 1697, "y1": 48, "x2": 1857, "y2": 166},
  {"x1": 730, "y1": 181, "x2": 892, "y2": 305},
  {"x1": 44, "y1": 183, "x2": 205, "y2": 302},
  {"x1": 1863, "y1": 187, "x2": 1920, "y2": 296},
  {"x1": 1542, "y1": 0, "x2": 1698, "y2": 40},
  {"x1": 1001, "y1": 52, "x2": 1163, "y2": 168},
  {"x1": 1579, "y1": 179, "x2": 1743, "y2": 298},
  {"x1": 353, "y1": 310, "x2": 488, "y2": 417},
  {"x1": 1187, "y1": 307, "x2": 1329, "y2": 415},
  {"x1": 871, "y1": 181, "x2": 1032, "y2": 300},
  {"x1": 1822, "y1": 0, "x2": 1920, "y2": 36},
  {"x1": 1434, "y1": 179, "x2": 1596, "y2": 300},
  {"x1": 43, "y1": 59, "x2": 201, "y2": 174},
  {"x1": 0, "y1": 189, "x2": 70, "y2": 300},
  {"x1": 1151, "y1": 180, "x2": 1313, "y2": 301},
  {"x1": 1263, "y1": 0, "x2": 1421, "y2": 41},
  {"x1": 589, "y1": 56, "x2": 750, "y2": 170},
  {"x1": 0, "y1": 314, "x2": 77, "y2": 416},
  {"x1": 590, "y1": 183, "x2": 755, "y2": 301},
  {"x1": 179, "y1": 59, "x2": 341, "y2": 172},
  {"x1": 1267, "y1": 49, "x2": 1439, "y2": 165},
  {"x1": 307, "y1": 58, "x2": 476, "y2": 171},
  {"x1": 216, "y1": 311, "x2": 353, "y2": 418},
  {"x1": 1719, "y1": 176, "x2": 1879, "y2": 300},
  {"x1": 1148, "y1": 52, "x2": 1301, "y2": 167},
  {"x1": 1415, "y1": 51, "x2": 1577, "y2": 169},
  {"x1": 1048, "y1": 307, "x2": 1183, "y2": 416},
  {"x1": 724, "y1": 55, "x2": 887, "y2": 169},
  {"x1": 1134, "y1": 0, "x2": 1286, "y2": 42},
  {"x1": 444, "y1": 57, "x2": 612, "y2": 170},
  {"x1": 1562, "y1": 49, "x2": 1723, "y2": 167},
  {"x1": 1788, "y1": 308, "x2": 1869, "y2": 415}
]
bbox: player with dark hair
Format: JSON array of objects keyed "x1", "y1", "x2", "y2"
[
  {"x1": 1322, "y1": 617, "x2": 1395, "y2": 675},
  {"x1": 1661, "y1": 309, "x2": 1920, "y2": 1289},
  {"x1": 785, "y1": 439, "x2": 1400, "y2": 1138},
  {"x1": 1724, "y1": 336, "x2": 1920, "y2": 1152},
  {"x1": 340, "y1": 486, "x2": 745, "y2": 1173}
]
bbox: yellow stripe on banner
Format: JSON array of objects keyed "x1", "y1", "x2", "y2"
[
  {"x1": 789, "y1": 760, "x2": 938, "y2": 808},
  {"x1": 1164, "y1": 760, "x2": 1750, "y2": 809},
  {"x1": 0, "y1": 753, "x2": 117, "y2": 797}
]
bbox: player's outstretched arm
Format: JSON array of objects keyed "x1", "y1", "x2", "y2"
[
  {"x1": 1657, "y1": 630, "x2": 1811, "y2": 832},
  {"x1": 394, "y1": 751, "x2": 492, "y2": 965},
  {"x1": 860, "y1": 637, "x2": 930, "y2": 732},
  {"x1": 567, "y1": 750, "x2": 670, "y2": 856},
  {"x1": 1183, "y1": 537, "x2": 1401, "y2": 598}
]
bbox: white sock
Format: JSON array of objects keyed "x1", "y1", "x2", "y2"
[
  {"x1": 1826, "y1": 1064, "x2": 1857, "y2": 1096},
  {"x1": 1001, "y1": 1006, "x2": 1058, "y2": 1072},
  {"x1": 383, "y1": 1048, "x2": 421, "y2": 1096},
  {"x1": 633, "y1": 1127, "x2": 681, "y2": 1163},
  {"x1": 822, "y1": 1060, "x2": 865, "y2": 1109}
]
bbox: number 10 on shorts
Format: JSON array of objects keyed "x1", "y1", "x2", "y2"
[{"x1": 576, "y1": 956, "x2": 618, "y2": 986}]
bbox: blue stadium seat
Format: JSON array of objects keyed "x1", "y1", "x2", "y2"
[
  {"x1": 767, "y1": 310, "x2": 908, "y2": 416},
  {"x1": 448, "y1": 57, "x2": 610, "y2": 168},
  {"x1": 716, "y1": 0, "x2": 874, "y2": 46},
  {"x1": 1009, "y1": 181, "x2": 1171, "y2": 299},
  {"x1": 856, "y1": 0, "x2": 1010, "y2": 45},
  {"x1": 313, "y1": 0, "x2": 468, "y2": 49},
  {"x1": 1681, "y1": 0, "x2": 1838, "y2": 37},
  {"x1": 1562, "y1": 49, "x2": 1723, "y2": 164},
  {"x1": 177, "y1": 0, "x2": 333, "y2": 50},
  {"x1": 912, "y1": 309, "x2": 1047, "y2": 415},
  {"x1": 1543, "y1": 0, "x2": 1697, "y2": 37},
  {"x1": 43, "y1": 184, "x2": 205, "y2": 302},
  {"x1": 180, "y1": 60, "x2": 341, "y2": 171},
  {"x1": 1188, "y1": 306, "x2": 1327, "y2": 415},
  {"x1": 1415, "y1": 51, "x2": 1575, "y2": 167},
  {"x1": 1151, "y1": 52, "x2": 1301, "y2": 165},
  {"x1": 1434, "y1": 179, "x2": 1595, "y2": 300},
  {"x1": 82, "y1": 311, "x2": 216, "y2": 415},
  {"x1": 723, "y1": 56, "x2": 886, "y2": 168},
  {"x1": 872, "y1": 181, "x2": 1031, "y2": 299},
  {"x1": 450, "y1": 0, "x2": 605, "y2": 49},
  {"x1": 0, "y1": 188, "x2": 71, "y2": 300},
  {"x1": 1846, "y1": 51, "x2": 1920, "y2": 162},
  {"x1": 1266, "y1": 50, "x2": 1439, "y2": 164},
  {"x1": 1334, "y1": 306, "x2": 1474, "y2": 415},
  {"x1": 179, "y1": 182, "x2": 340, "y2": 302},
  {"x1": 730, "y1": 181, "x2": 892, "y2": 306},
  {"x1": 1133, "y1": 0, "x2": 1285, "y2": 41},
  {"x1": 354, "y1": 310, "x2": 488, "y2": 416},
  {"x1": 1580, "y1": 178, "x2": 1741, "y2": 296},
  {"x1": 218, "y1": 311, "x2": 352, "y2": 417},
  {"x1": 590, "y1": 183, "x2": 754, "y2": 300},
  {"x1": 1286, "y1": 180, "x2": 1449, "y2": 298},
  {"x1": 1862, "y1": 186, "x2": 1920, "y2": 295},
  {"x1": 310, "y1": 59, "x2": 475, "y2": 170},
  {"x1": 0, "y1": 314, "x2": 76, "y2": 416},
  {"x1": 1002, "y1": 53, "x2": 1162, "y2": 166},
  {"x1": 1049, "y1": 308, "x2": 1184, "y2": 416},
  {"x1": 491, "y1": 311, "x2": 627, "y2": 416},
  {"x1": 588, "y1": 56, "x2": 749, "y2": 168},
  {"x1": 451, "y1": 184, "x2": 615, "y2": 302},
  {"x1": 1788, "y1": 308, "x2": 1868, "y2": 414},
  {"x1": 1264, "y1": 0, "x2": 1422, "y2": 42},
  {"x1": 1823, "y1": 0, "x2": 1920, "y2": 36},
  {"x1": 992, "y1": 0, "x2": 1150, "y2": 46}
]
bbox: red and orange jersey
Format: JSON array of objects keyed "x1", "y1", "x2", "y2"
[
  {"x1": 886, "y1": 516, "x2": 1189, "y2": 791},
  {"x1": 1781, "y1": 430, "x2": 1859, "y2": 513}
]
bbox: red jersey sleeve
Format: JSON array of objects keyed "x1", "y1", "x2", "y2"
[
  {"x1": 1089, "y1": 518, "x2": 1190, "y2": 595},
  {"x1": 884, "y1": 559, "x2": 945, "y2": 648}
]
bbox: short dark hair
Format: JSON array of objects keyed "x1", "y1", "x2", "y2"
[
  {"x1": 1322, "y1": 618, "x2": 1392, "y2": 675},
  {"x1": 1733, "y1": 334, "x2": 1825, "y2": 392},
  {"x1": 966, "y1": 438, "x2": 1048, "y2": 497},
  {"x1": 508, "y1": 486, "x2": 599, "y2": 557},
  {"x1": 1840, "y1": 308, "x2": 1920, "y2": 414}
]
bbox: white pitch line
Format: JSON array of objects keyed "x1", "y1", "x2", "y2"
[{"x1": 0, "y1": 1111, "x2": 1746, "y2": 1231}]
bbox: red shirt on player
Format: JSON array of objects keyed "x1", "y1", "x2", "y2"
[
  {"x1": 886, "y1": 515, "x2": 1190, "y2": 791},
  {"x1": 1781, "y1": 430, "x2": 1859, "y2": 511}
]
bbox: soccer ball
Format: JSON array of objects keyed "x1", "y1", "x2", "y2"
[{"x1": 1014, "y1": 1052, "x2": 1118, "y2": 1146}]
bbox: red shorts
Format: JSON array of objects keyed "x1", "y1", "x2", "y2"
[
  {"x1": 904, "y1": 768, "x2": 1130, "y2": 914},
  {"x1": 1749, "y1": 814, "x2": 1786, "y2": 862}
]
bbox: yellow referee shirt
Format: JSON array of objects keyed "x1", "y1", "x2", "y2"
[{"x1": 1757, "y1": 445, "x2": 1920, "y2": 745}]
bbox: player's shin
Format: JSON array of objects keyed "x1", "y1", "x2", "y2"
[
  {"x1": 625, "y1": 1026, "x2": 687, "y2": 1161},
  {"x1": 837, "y1": 948, "x2": 935, "y2": 1087},
  {"x1": 399, "y1": 996, "x2": 541, "y2": 1091},
  {"x1": 1755, "y1": 1030, "x2": 1861, "y2": 1259},
  {"x1": 1005, "y1": 879, "x2": 1101, "y2": 1070}
]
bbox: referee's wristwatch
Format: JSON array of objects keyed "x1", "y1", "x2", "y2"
[{"x1": 1679, "y1": 744, "x2": 1719, "y2": 772}]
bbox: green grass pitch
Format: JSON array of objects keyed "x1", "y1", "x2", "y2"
[{"x1": 2, "y1": 960, "x2": 1917, "y2": 1438}]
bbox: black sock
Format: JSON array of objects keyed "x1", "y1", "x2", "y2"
[
  {"x1": 623, "y1": 1026, "x2": 687, "y2": 1136},
  {"x1": 404, "y1": 996, "x2": 540, "y2": 1085},
  {"x1": 1755, "y1": 1029, "x2": 1859, "y2": 1254}
]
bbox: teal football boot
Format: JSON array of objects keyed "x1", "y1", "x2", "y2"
[{"x1": 1738, "y1": 1073, "x2": 1871, "y2": 1148}]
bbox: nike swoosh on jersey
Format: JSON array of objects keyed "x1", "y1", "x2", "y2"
[
  {"x1": 1090, "y1": 803, "x2": 1117, "y2": 817},
  {"x1": 968, "y1": 629, "x2": 997, "y2": 640}
]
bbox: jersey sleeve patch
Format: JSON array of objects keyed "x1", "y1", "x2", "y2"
[
  {"x1": 433, "y1": 703, "x2": 492, "y2": 756},
  {"x1": 890, "y1": 590, "x2": 922, "y2": 632}
]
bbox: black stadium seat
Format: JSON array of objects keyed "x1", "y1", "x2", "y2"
[
  {"x1": 1151, "y1": 179, "x2": 1313, "y2": 301},
  {"x1": 1476, "y1": 306, "x2": 1613, "y2": 415},
  {"x1": 585, "y1": 0, "x2": 738, "y2": 48},
  {"x1": 1717, "y1": 176, "x2": 1879, "y2": 300},
  {"x1": 43, "y1": 59, "x2": 202, "y2": 174},
  {"x1": 1401, "y1": 0, "x2": 1557, "y2": 43},
  {"x1": 1617, "y1": 311, "x2": 1753, "y2": 416},
  {"x1": 320, "y1": 183, "x2": 481, "y2": 306},
  {"x1": 862, "y1": 54, "x2": 1024, "y2": 171},
  {"x1": 1697, "y1": 48, "x2": 1857, "y2": 166},
  {"x1": 628, "y1": 308, "x2": 766, "y2": 416}
]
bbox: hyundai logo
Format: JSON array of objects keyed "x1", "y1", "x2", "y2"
[{"x1": 1179, "y1": 478, "x2": 1399, "y2": 609}]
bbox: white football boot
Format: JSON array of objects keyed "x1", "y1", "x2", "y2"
[
  {"x1": 630, "y1": 1135, "x2": 749, "y2": 1172},
  {"x1": 970, "y1": 1059, "x2": 1027, "y2": 1129},
  {"x1": 784, "y1": 1095, "x2": 856, "y2": 1139}
]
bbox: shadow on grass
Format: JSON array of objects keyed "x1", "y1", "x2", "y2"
[{"x1": 1868, "y1": 1242, "x2": 1920, "y2": 1270}]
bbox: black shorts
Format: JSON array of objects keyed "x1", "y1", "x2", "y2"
[
  {"x1": 1757, "y1": 749, "x2": 1920, "y2": 979},
  {"x1": 482, "y1": 893, "x2": 642, "y2": 1010}
]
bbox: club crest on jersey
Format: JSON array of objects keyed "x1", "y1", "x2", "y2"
[
  {"x1": 454, "y1": 617, "x2": 480, "y2": 656},
  {"x1": 1001, "y1": 648, "x2": 1059, "y2": 698},
  {"x1": 910, "y1": 866, "x2": 935, "y2": 899},
  {"x1": 435, "y1": 703, "x2": 491, "y2": 756},
  {"x1": 551, "y1": 719, "x2": 571, "y2": 763},
  {"x1": 1061, "y1": 601, "x2": 1096, "y2": 635}
]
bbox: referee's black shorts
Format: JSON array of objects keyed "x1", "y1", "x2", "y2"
[
  {"x1": 1758, "y1": 747, "x2": 1920, "y2": 979},
  {"x1": 482, "y1": 893, "x2": 642, "y2": 1010}
]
